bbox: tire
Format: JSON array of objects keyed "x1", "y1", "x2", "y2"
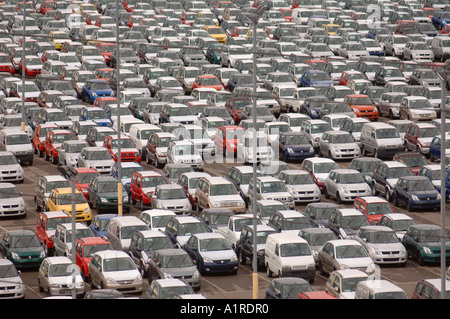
[
  {"x1": 406, "y1": 199, "x2": 413, "y2": 212},
  {"x1": 385, "y1": 187, "x2": 391, "y2": 202},
  {"x1": 324, "y1": 187, "x2": 330, "y2": 199},
  {"x1": 266, "y1": 264, "x2": 273, "y2": 278},
  {"x1": 393, "y1": 193, "x2": 399, "y2": 207},
  {"x1": 417, "y1": 250, "x2": 425, "y2": 266},
  {"x1": 238, "y1": 250, "x2": 246, "y2": 265},
  {"x1": 140, "y1": 198, "x2": 145, "y2": 210},
  {"x1": 371, "y1": 182, "x2": 378, "y2": 196},
  {"x1": 318, "y1": 261, "x2": 325, "y2": 275},
  {"x1": 336, "y1": 192, "x2": 343, "y2": 204}
]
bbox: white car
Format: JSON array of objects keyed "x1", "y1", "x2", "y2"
[
  {"x1": 359, "y1": 39, "x2": 384, "y2": 57},
  {"x1": 139, "y1": 209, "x2": 176, "y2": 231},
  {"x1": 263, "y1": 121, "x2": 292, "y2": 146},
  {"x1": 319, "y1": 130, "x2": 361, "y2": 160},
  {"x1": 248, "y1": 176, "x2": 295, "y2": 209},
  {"x1": 0, "y1": 151, "x2": 23, "y2": 183},
  {"x1": 166, "y1": 140, "x2": 204, "y2": 171},
  {"x1": 37, "y1": 256, "x2": 84, "y2": 297},
  {"x1": 322, "y1": 114, "x2": 352, "y2": 131},
  {"x1": 300, "y1": 119, "x2": 333, "y2": 149},
  {"x1": 151, "y1": 184, "x2": 192, "y2": 213},
  {"x1": 318, "y1": 239, "x2": 375, "y2": 275},
  {"x1": 324, "y1": 169, "x2": 371, "y2": 203},
  {"x1": 0, "y1": 258, "x2": 25, "y2": 299},
  {"x1": 303, "y1": 43, "x2": 334, "y2": 59},
  {"x1": 220, "y1": 45, "x2": 252, "y2": 68},
  {"x1": 237, "y1": 131, "x2": 273, "y2": 165},
  {"x1": 278, "y1": 169, "x2": 321, "y2": 203},
  {"x1": 338, "y1": 41, "x2": 370, "y2": 59},
  {"x1": 57, "y1": 140, "x2": 89, "y2": 167},
  {"x1": 355, "y1": 225, "x2": 408, "y2": 266},
  {"x1": 378, "y1": 213, "x2": 416, "y2": 240},
  {"x1": 77, "y1": 147, "x2": 114, "y2": 174},
  {"x1": 403, "y1": 41, "x2": 434, "y2": 62},
  {"x1": 383, "y1": 35, "x2": 409, "y2": 57}
]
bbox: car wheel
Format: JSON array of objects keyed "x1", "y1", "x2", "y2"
[
  {"x1": 146, "y1": 152, "x2": 152, "y2": 165},
  {"x1": 35, "y1": 197, "x2": 41, "y2": 212},
  {"x1": 385, "y1": 187, "x2": 391, "y2": 202},
  {"x1": 140, "y1": 198, "x2": 145, "y2": 210},
  {"x1": 406, "y1": 199, "x2": 413, "y2": 212},
  {"x1": 129, "y1": 193, "x2": 135, "y2": 205},
  {"x1": 417, "y1": 250, "x2": 425, "y2": 266},
  {"x1": 196, "y1": 200, "x2": 201, "y2": 213},
  {"x1": 324, "y1": 187, "x2": 330, "y2": 199},
  {"x1": 371, "y1": 183, "x2": 378, "y2": 196},
  {"x1": 361, "y1": 145, "x2": 367, "y2": 156},
  {"x1": 374, "y1": 148, "x2": 379, "y2": 158},
  {"x1": 51, "y1": 154, "x2": 57, "y2": 164},
  {"x1": 336, "y1": 192, "x2": 343, "y2": 204},
  {"x1": 155, "y1": 157, "x2": 162, "y2": 169},
  {"x1": 239, "y1": 250, "x2": 246, "y2": 265},
  {"x1": 266, "y1": 264, "x2": 273, "y2": 278},
  {"x1": 393, "y1": 193, "x2": 399, "y2": 207},
  {"x1": 318, "y1": 261, "x2": 325, "y2": 275}
]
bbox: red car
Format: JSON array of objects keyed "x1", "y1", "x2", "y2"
[
  {"x1": 103, "y1": 135, "x2": 141, "y2": 163},
  {"x1": 33, "y1": 123, "x2": 58, "y2": 158},
  {"x1": 96, "y1": 43, "x2": 115, "y2": 65},
  {"x1": 393, "y1": 151, "x2": 428, "y2": 175},
  {"x1": 73, "y1": 167, "x2": 100, "y2": 199},
  {"x1": 192, "y1": 75, "x2": 224, "y2": 91},
  {"x1": 39, "y1": 0, "x2": 56, "y2": 14},
  {"x1": 353, "y1": 196, "x2": 395, "y2": 225},
  {"x1": 44, "y1": 129, "x2": 77, "y2": 164},
  {"x1": 18, "y1": 55, "x2": 43, "y2": 77},
  {"x1": 36, "y1": 211, "x2": 71, "y2": 255},
  {"x1": 0, "y1": 53, "x2": 15, "y2": 74},
  {"x1": 129, "y1": 170, "x2": 168, "y2": 208},
  {"x1": 213, "y1": 125, "x2": 245, "y2": 156},
  {"x1": 225, "y1": 97, "x2": 252, "y2": 124},
  {"x1": 181, "y1": 12, "x2": 196, "y2": 26},
  {"x1": 94, "y1": 67, "x2": 115, "y2": 82},
  {"x1": 230, "y1": 26, "x2": 249, "y2": 38},
  {"x1": 144, "y1": 132, "x2": 176, "y2": 168},
  {"x1": 403, "y1": 122, "x2": 440, "y2": 156},
  {"x1": 339, "y1": 70, "x2": 367, "y2": 86},
  {"x1": 92, "y1": 96, "x2": 117, "y2": 109},
  {"x1": 75, "y1": 237, "x2": 113, "y2": 280}
]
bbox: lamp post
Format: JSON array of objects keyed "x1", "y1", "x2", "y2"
[
  {"x1": 245, "y1": 5, "x2": 269, "y2": 300},
  {"x1": 115, "y1": 0, "x2": 123, "y2": 215},
  {"x1": 21, "y1": 1, "x2": 26, "y2": 133}
]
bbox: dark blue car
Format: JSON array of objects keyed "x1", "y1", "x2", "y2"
[
  {"x1": 429, "y1": 135, "x2": 450, "y2": 162},
  {"x1": 431, "y1": 11, "x2": 450, "y2": 29},
  {"x1": 81, "y1": 79, "x2": 115, "y2": 104},
  {"x1": 80, "y1": 106, "x2": 111, "y2": 126},
  {"x1": 300, "y1": 95, "x2": 330, "y2": 119},
  {"x1": 278, "y1": 132, "x2": 315, "y2": 162},
  {"x1": 89, "y1": 214, "x2": 119, "y2": 237},
  {"x1": 300, "y1": 70, "x2": 333, "y2": 88},
  {"x1": 392, "y1": 176, "x2": 440, "y2": 212}
]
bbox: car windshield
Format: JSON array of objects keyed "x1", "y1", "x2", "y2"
[
  {"x1": 98, "y1": 181, "x2": 120, "y2": 193},
  {"x1": 77, "y1": 172, "x2": 100, "y2": 184},
  {"x1": 347, "y1": 96, "x2": 372, "y2": 105},
  {"x1": 342, "y1": 277, "x2": 368, "y2": 292},
  {"x1": 260, "y1": 181, "x2": 287, "y2": 193},
  {"x1": 388, "y1": 167, "x2": 413, "y2": 178},
  {"x1": 10, "y1": 235, "x2": 41, "y2": 248},
  {"x1": 65, "y1": 143, "x2": 87, "y2": 153},
  {"x1": 57, "y1": 193, "x2": 86, "y2": 205},
  {"x1": 0, "y1": 263, "x2": 19, "y2": 278},
  {"x1": 283, "y1": 217, "x2": 312, "y2": 230},
  {"x1": 87, "y1": 110, "x2": 107, "y2": 119},
  {"x1": 49, "y1": 263, "x2": 75, "y2": 277},
  {"x1": 307, "y1": 232, "x2": 337, "y2": 246},
  {"x1": 142, "y1": 176, "x2": 167, "y2": 188},
  {"x1": 83, "y1": 243, "x2": 113, "y2": 257},
  {"x1": 103, "y1": 257, "x2": 136, "y2": 272},
  {"x1": 200, "y1": 238, "x2": 231, "y2": 252},
  {"x1": 409, "y1": 99, "x2": 432, "y2": 109},
  {"x1": 210, "y1": 184, "x2": 238, "y2": 196},
  {"x1": 170, "y1": 107, "x2": 194, "y2": 116},
  {"x1": 374, "y1": 291, "x2": 408, "y2": 299},
  {"x1": 120, "y1": 225, "x2": 149, "y2": 240},
  {"x1": 174, "y1": 144, "x2": 199, "y2": 156},
  {"x1": 6, "y1": 134, "x2": 29, "y2": 145},
  {"x1": 0, "y1": 187, "x2": 20, "y2": 199},
  {"x1": 403, "y1": 156, "x2": 428, "y2": 167},
  {"x1": 335, "y1": 244, "x2": 369, "y2": 258},
  {"x1": 0, "y1": 155, "x2": 18, "y2": 165},
  {"x1": 313, "y1": 162, "x2": 339, "y2": 173},
  {"x1": 46, "y1": 217, "x2": 71, "y2": 230},
  {"x1": 65, "y1": 228, "x2": 93, "y2": 243},
  {"x1": 152, "y1": 215, "x2": 174, "y2": 228},
  {"x1": 86, "y1": 150, "x2": 111, "y2": 160},
  {"x1": 419, "y1": 127, "x2": 439, "y2": 138},
  {"x1": 178, "y1": 222, "x2": 208, "y2": 236},
  {"x1": 90, "y1": 82, "x2": 111, "y2": 90},
  {"x1": 54, "y1": 133, "x2": 75, "y2": 144},
  {"x1": 339, "y1": 173, "x2": 365, "y2": 184},
  {"x1": 407, "y1": 180, "x2": 436, "y2": 191},
  {"x1": 278, "y1": 242, "x2": 311, "y2": 257},
  {"x1": 366, "y1": 203, "x2": 394, "y2": 216},
  {"x1": 341, "y1": 216, "x2": 370, "y2": 229},
  {"x1": 367, "y1": 230, "x2": 399, "y2": 243},
  {"x1": 46, "y1": 181, "x2": 70, "y2": 193},
  {"x1": 311, "y1": 123, "x2": 332, "y2": 134},
  {"x1": 417, "y1": 228, "x2": 448, "y2": 243},
  {"x1": 161, "y1": 253, "x2": 194, "y2": 268},
  {"x1": 331, "y1": 134, "x2": 354, "y2": 144},
  {"x1": 158, "y1": 188, "x2": 186, "y2": 200},
  {"x1": 309, "y1": 72, "x2": 331, "y2": 81},
  {"x1": 142, "y1": 236, "x2": 173, "y2": 251},
  {"x1": 111, "y1": 139, "x2": 135, "y2": 149},
  {"x1": 284, "y1": 134, "x2": 309, "y2": 145},
  {"x1": 286, "y1": 174, "x2": 314, "y2": 185},
  {"x1": 390, "y1": 219, "x2": 416, "y2": 232},
  {"x1": 376, "y1": 129, "x2": 400, "y2": 139}
]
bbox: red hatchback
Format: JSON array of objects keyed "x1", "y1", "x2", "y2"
[
  {"x1": 36, "y1": 211, "x2": 71, "y2": 255},
  {"x1": 213, "y1": 125, "x2": 245, "y2": 156},
  {"x1": 103, "y1": 135, "x2": 141, "y2": 163},
  {"x1": 75, "y1": 237, "x2": 113, "y2": 280},
  {"x1": 33, "y1": 123, "x2": 58, "y2": 158},
  {"x1": 393, "y1": 151, "x2": 428, "y2": 175},
  {"x1": 0, "y1": 53, "x2": 15, "y2": 74},
  {"x1": 73, "y1": 167, "x2": 100, "y2": 199},
  {"x1": 353, "y1": 196, "x2": 395, "y2": 225},
  {"x1": 129, "y1": 171, "x2": 168, "y2": 208},
  {"x1": 192, "y1": 75, "x2": 224, "y2": 91},
  {"x1": 44, "y1": 129, "x2": 77, "y2": 164}
]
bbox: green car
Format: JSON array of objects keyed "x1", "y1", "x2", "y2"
[
  {"x1": 87, "y1": 175, "x2": 129, "y2": 214},
  {"x1": 402, "y1": 224, "x2": 450, "y2": 265},
  {"x1": 349, "y1": 157, "x2": 382, "y2": 186},
  {"x1": 0, "y1": 230, "x2": 46, "y2": 269}
]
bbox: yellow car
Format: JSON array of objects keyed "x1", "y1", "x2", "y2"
[
  {"x1": 197, "y1": 11, "x2": 219, "y2": 26},
  {"x1": 322, "y1": 24, "x2": 341, "y2": 36},
  {"x1": 49, "y1": 31, "x2": 71, "y2": 50},
  {"x1": 203, "y1": 26, "x2": 227, "y2": 43},
  {"x1": 47, "y1": 188, "x2": 92, "y2": 223}
]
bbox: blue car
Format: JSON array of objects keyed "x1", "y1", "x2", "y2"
[
  {"x1": 278, "y1": 132, "x2": 315, "y2": 162},
  {"x1": 80, "y1": 106, "x2": 111, "y2": 126},
  {"x1": 111, "y1": 162, "x2": 144, "y2": 195},
  {"x1": 429, "y1": 134, "x2": 450, "y2": 162},
  {"x1": 392, "y1": 176, "x2": 440, "y2": 212},
  {"x1": 89, "y1": 214, "x2": 119, "y2": 237},
  {"x1": 300, "y1": 95, "x2": 330, "y2": 119},
  {"x1": 300, "y1": 70, "x2": 333, "y2": 88},
  {"x1": 431, "y1": 11, "x2": 450, "y2": 29},
  {"x1": 81, "y1": 79, "x2": 115, "y2": 104}
]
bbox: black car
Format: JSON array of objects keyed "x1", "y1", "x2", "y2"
[
  {"x1": 87, "y1": 175, "x2": 129, "y2": 214},
  {"x1": 408, "y1": 68, "x2": 441, "y2": 87},
  {"x1": 198, "y1": 208, "x2": 234, "y2": 231},
  {"x1": 371, "y1": 161, "x2": 414, "y2": 202},
  {"x1": 226, "y1": 73, "x2": 253, "y2": 92},
  {"x1": 235, "y1": 224, "x2": 277, "y2": 268},
  {"x1": 326, "y1": 208, "x2": 370, "y2": 239},
  {"x1": 265, "y1": 277, "x2": 313, "y2": 299},
  {"x1": 278, "y1": 132, "x2": 315, "y2": 163},
  {"x1": 304, "y1": 202, "x2": 339, "y2": 228}
]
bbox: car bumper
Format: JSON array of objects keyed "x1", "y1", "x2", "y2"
[
  {"x1": 331, "y1": 150, "x2": 361, "y2": 159},
  {"x1": 292, "y1": 194, "x2": 321, "y2": 203},
  {"x1": 0, "y1": 207, "x2": 26, "y2": 217},
  {"x1": 202, "y1": 260, "x2": 239, "y2": 273},
  {"x1": 73, "y1": 210, "x2": 92, "y2": 223},
  {"x1": 340, "y1": 190, "x2": 372, "y2": 202},
  {"x1": 280, "y1": 268, "x2": 316, "y2": 280},
  {"x1": 0, "y1": 285, "x2": 25, "y2": 299},
  {"x1": 410, "y1": 199, "x2": 440, "y2": 210},
  {"x1": 284, "y1": 151, "x2": 315, "y2": 161},
  {"x1": 14, "y1": 153, "x2": 33, "y2": 164},
  {"x1": 49, "y1": 286, "x2": 85, "y2": 297},
  {"x1": 377, "y1": 147, "x2": 404, "y2": 158},
  {"x1": 370, "y1": 252, "x2": 407, "y2": 265},
  {"x1": 10, "y1": 256, "x2": 45, "y2": 269},
  {"x1": 0, "y1": 171, "x2": 24, "y2": 182},
  {"x1": 104, "y1": 281, "x2": 144, "y2": 294}
]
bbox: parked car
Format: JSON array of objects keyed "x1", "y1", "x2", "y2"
[
  {"x1": 0, "y1": 230, "x2": 46, "y2": 269},
  {"x1": 392, "y1": 176, "x2": 441, "y2": 212}
]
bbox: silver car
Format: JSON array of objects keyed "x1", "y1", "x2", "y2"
[
  {"x1": 354, "y1": 225, "x2": 408, "y2": 266},
  {"x1": 57, "y1": 140, "x2": 89, "y2": 167},
  {"x1": 324, "y1": 169, "x2": 371, "y2": 203},
  {"x1": 151, "y1": 184, "x2": 192, "y2": 214},
  {"x1": 0, "y1": 258, "x2": 25, "y2": 299},
  {"x1": 77, "y1": 146, "x2": 114, "y2": 174},
  {"x1": 318, "y1": 131, "x2": 361, "y2": 160},
  {"x1": 0, "y1": 183, "x2": 25, "y2": 217},
  {"x1": 0, "y1": 151, "x2": 23, "y2": 183},
  {"x1": 34, "y1": 175, "x2": 71, "y2": 213}
]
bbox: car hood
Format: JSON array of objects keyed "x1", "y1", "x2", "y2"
[
  {"x1": 162, "y1": 266, "x2": 198, "y2": 277},
  {"x1": 103, "y1": 268, "x2": 141, "y2": 281},
  {"x1": 0, "y1": 276, "x2": 22, "y2": 288},
  {"x1": 156, "y1": 198, "x2": 190, "y2": 205},
  {"x1": 340, "y1": 291, "x2": 356, "y2": 299},
  {"x1": 286, "y1": 184, "x2": 319, "y2": 192},
  {"x1": 200, "y1": 249, "x2": 236, "y2": 261},
  {"x1": 409, "y1": 108, "x2": 435, "y2": 115},
  {"x1": 85, "y1": 159, "x2": 114, "y2": 166},
  {"x1": 170, "y1": 115, "x2": 197, "y2": 123},
  {"x1": 209, "y1": 194, "x2": 244, "y2": 204},
  {"x1": 336, "y1": 256, "x2": 373, "y2": 269},
  {"x1": 367, "y1": 242, "x2": 405, "y2": 252},
  {"x1": 0, "y1": 197, "x2": 24, "y2": 205},
  {"x1": 49, "y1": 274, "x2": 83, "y2": 286},
  {"x1": 333, "y1": 142, "x2": 359, "y2": 149},
  {"x1": 0, "y1": 164, "x2": 22, "y2": 171}
]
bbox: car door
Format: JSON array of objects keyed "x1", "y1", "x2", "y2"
[
  {"x1": 320, "y1": 241, "x2": 335, "y2": 274},
  {"x1": 87, "y1": 178, "x2": 98, "y2": 207},
  {"x1": 184, "y1": 236, "x2": 200, "y2": 266}
]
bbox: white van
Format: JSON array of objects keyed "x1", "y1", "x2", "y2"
[
  {"x1": 291, "y1": 8, "x2": 313, "y2": 25},
  {"x1": 128, "y1": 123, "x2": 162, "y2": 155},
  {"x1": 360, "y1": 122, "x2": 404, "y2": 159},
  {"x1": 355, "y1": 279, "x2": 408, "y2": 299},
  {"x1": 264, "y1": 232, "x2": 316, "y2": 283},
  {"x1": 107, "y1": 216, "x2": 149, "y2": 252}
]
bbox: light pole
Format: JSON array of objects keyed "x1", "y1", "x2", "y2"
[
  {"x1": 245, "y1": 5, "x2": 269, "y2": 300},
  {"x1": 21, "y1": 1, "x2": 26, "y2": 133},
  {"x1": 115, "y1": 0, "x2": 123, "y2": 215}
]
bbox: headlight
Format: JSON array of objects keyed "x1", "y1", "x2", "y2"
[
  {"x1": 40, "y1": 250, "x2": 46, "y2": 258},
  {"x1": 231, "y1": 254, "x2": 238, "y2": 262},
  {"x1": 437, "y1": 193, "x2": 441, "y2": 200},
  {"x1": 423, "y1": 247, "x2": 432, "y2": 255},
  {"x1": 193, "y1": 270, "x2": 200, "y2": 278},
  {"x1": 161, "y1": 272, "x2": 172, "y2": 279},
  {"x1": 11, "y1": 252, "x2": 19, "y2": 260},
  {"x1": 84, "y1": 208, "x2": 90, "y2": 214},
  {"x1": 134, "y1": 275, "x2": 143, "y2": 283},
  {"x1": 411, "y1": 195, "x2": 419, "y2": 201},
  {"x1": 101, "y1": 197, "x2": 107, "y2": 203},
  {"x1": 287, "y1": 148, "x2": 293, "y2": 153},
  {"x1": 203, "y1": 257, "x2": 214, "y2": 264},
  {"x1": 106, "y1": 277, "x2": 118, "y2": 285}
]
